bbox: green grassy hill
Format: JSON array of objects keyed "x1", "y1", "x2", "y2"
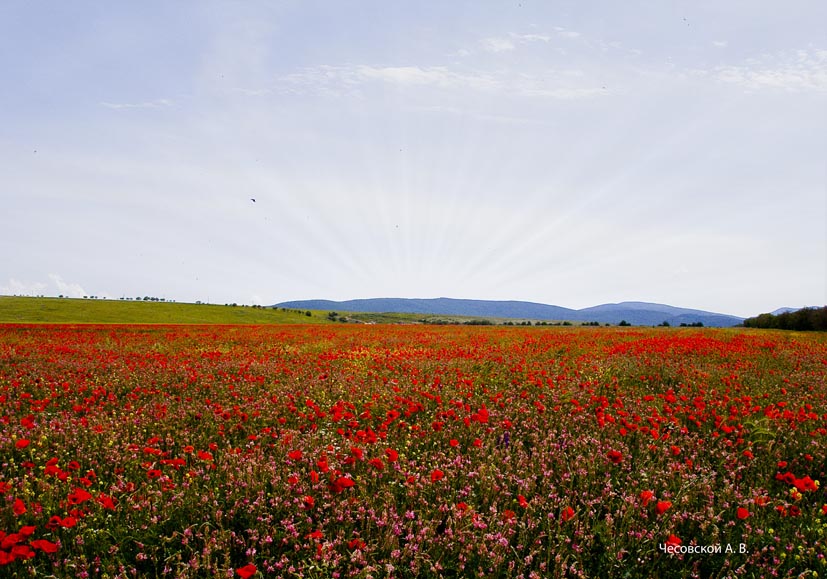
[{"x1": 0, "y1": 296, "x2": 330, "y2": 324}]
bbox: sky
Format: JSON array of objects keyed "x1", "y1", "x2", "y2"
[{"x1": 1, "y1": 1, "x2": 825, "y2": 318}]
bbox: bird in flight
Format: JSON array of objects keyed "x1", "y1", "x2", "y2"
[{"x1": 250, "y1": 198, "x2": 256, "y2": 203}]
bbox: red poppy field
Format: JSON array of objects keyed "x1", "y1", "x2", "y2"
[{"x1": 1, "y1": 324, "x2": 826, "y2": 578}]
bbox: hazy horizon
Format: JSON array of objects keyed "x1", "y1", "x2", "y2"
[{"x1": 2, "y1": 1, "x2": 825, "y2": 318}]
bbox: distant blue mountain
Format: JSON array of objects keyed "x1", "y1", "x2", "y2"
[{"x1": 274, "y1": 297, "x2": 744, "y2": 327}]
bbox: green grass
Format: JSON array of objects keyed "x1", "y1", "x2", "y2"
[{"x1": 0, "y1": 296, "x2": 331, "y2": 324}]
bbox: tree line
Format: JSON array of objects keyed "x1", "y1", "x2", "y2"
[{"x1": 743, "y1": 307, "x2": 827, "y2": 331}]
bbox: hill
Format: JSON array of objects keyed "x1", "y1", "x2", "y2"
[
  {"x1": 0, "y1": 297, "x2": 329, "y2": 324},
  {"x1": 275, "y1": 297, "x2": 744, "y2": 327}
]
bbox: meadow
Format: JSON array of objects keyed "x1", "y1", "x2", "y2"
[
  {"x1": 0, "y1": 297, "x2": 327, "y2": 325},
  {"x1": 1, "y1": 323, "x2": 826, "y2": 578}
]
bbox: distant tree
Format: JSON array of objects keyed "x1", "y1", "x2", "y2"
[
  {"x1": 618, "y1": 320, "x2": 631, "y2": 327},
  {"x1": 659, "y1": 321, "x2": 671, "y2": 327},
  {"x1": 305, "y1": 311, "x2": 312, "y2": 317},
  {"x1": 744, "y1": 307, "x2": 827, "y2": 331}
]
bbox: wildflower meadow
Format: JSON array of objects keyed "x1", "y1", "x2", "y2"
[{"x1": 1, "y1": 324, "x2": 826, "y2": 578}]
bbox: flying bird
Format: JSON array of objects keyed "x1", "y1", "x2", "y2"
[{"x1": 250, "y1": 198, "x2": 256, "y2": 203}]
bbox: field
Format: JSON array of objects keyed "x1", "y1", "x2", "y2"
[
  {"x1": 0, "y1": 297, "x2": 328, "y2": 325},
  {"x1": 1, "y1": 324, "x2": 826, "y2": 578}
]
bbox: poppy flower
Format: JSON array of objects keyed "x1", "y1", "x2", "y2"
[
  {"x1": 287, "y1": 449, "x2": 302, "y2": 461},
  {"x1": 97, "y1": 494, "x2": 117, "y2": 510},
  {"x1": 518, "y1": 495, "x2": 529, "y2": 508},
  {"x1": 384, "y1": 448, "x2": 398, "y2": 462},
  {"x1": 665, "y1": 534, "x2": 681, "y2": 547},
  {"x1": 236, "y1": 564, "x2": 257, "y2": 578},
  {"x1": 30, "y1": 539, "x2": 59, "y2": 554},
  {"x1": 736, "y1": 507, "x2": 750, "y2": 519},
  {"x1": 18, "y1": 525, "x2": 36, "y2": 538},
  {"x1": 15, "y1": 439, "x2": 30, "y2": 449},
  {"x1": 607, "y1": 450, "x2": 623, "y2": 464},
  {"x1": 655, "y1": 501, "x2": 672, "y2": 515},
  {"x1": 348, "y1": 538, "x2": 366, "y2": 550},
  {"x1": 639, "y1": 490, "x2": 655, "y2": 506},
  {"x1": 12, "y1": 499, "x2": 26, "y2": 516},
  {"x1": 60, "y1": 516, "x2": 77, "y2": 528},
  {"x1": 793, "y1": 476, "x2": 818, "y2": 492},
  {"x1": 561, "y1": 506, "x2": 575, "y2": 522},
  {"x1": 302, "y1": 495, "x2": 314, "y2": 509},
  {"x1": 430, "y1": 469, "x2": 444, "y2": 482}
]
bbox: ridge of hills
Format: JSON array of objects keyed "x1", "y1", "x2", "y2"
[{"x1": 275, "y1": 298, "x2": 745, "y2": 327}]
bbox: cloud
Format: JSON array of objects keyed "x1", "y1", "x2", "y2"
[
  {"x1": 713, "y1": 48, "x2": 827, "y2": 92},
  {"x1": 712, "y1": 40, "x2": 728, "y2": 48},
  {"x1": 100, "y1": 98, "x2": 173, "y2": 110},
  {"x1": 0, "y1": 278, "x2": 47, "y2": 296},
  {"x1": 481, "y1": 37, "x2": 515, "y2": 53},
  {"x1": 0, "y1": 275, "x2": 88, "y2": 298},
  {"x1": 553, "y1": 27, "x2": 581, "y2": 39},
  {"x1": 232, "y1": 87, "x2": 271, "y2": 96},
  {"x1": 48, "y1": 274, "x2": 87, "y2": 298},
  {"x1": 279, "y1": 64, "x2": 604, "y2": 100}
]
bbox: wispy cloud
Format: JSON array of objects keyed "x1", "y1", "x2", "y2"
[
  {"x1": 480, "y1": 37, "x2": 515, "y2": 53},
  {"x1": 0, "y1": 275, "x2": 88, "y2": 298},
  {"x1": 100, "y1": 98, "x2": 173, "y2": 110},
  {"x1": 713, "y1": 48, "x2": 827, "y2": 92},
  {"x1": 553, "y1": 27, "x2": 581, "y2": 39},
  {"x1": 48, "y1": 274, "x2": 87, "y2": 298},
  {"x1": 278, "y1": 63, "x2": 604, "y2": 100},
  {"x1": 479, "y1": 31, "x2": 562, "y2": 54},
  {"x1": 0, "y1": 278, "x2": 47, "y2": 297}
]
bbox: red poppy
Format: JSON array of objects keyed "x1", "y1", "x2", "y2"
[
  {"x1": 665, "y1": 534, "x2": 681, "y2": 547},
  {"x1": 449, "y1": 439, "x2": 459, "y2": 447},
  {"x1": 19, "y1": 525, "x2": 36, "y2": 538},
  {"x1": 518, "y1": 494, "x2": 529, "y2": 508},
  {"x1": 384, "y1": 448, "x2": 399, "y2": 462},
  {"x1": 236, "y1": 564, "x2": 257, "y2": 578},
  {"x1": 736, "y1": 507, "x2": 750, "y2": 519},
  {"x1": 348, "y1": 538, "x2": 366, "y2": 550},
  {"x1": 287, "y1": 450, "x2": 302, "y2": 461},
  {"x1": 302, "y1": 495, "x2": 314, "y2": 509},
  {"x1": 793, "y1": 476, "x2": 818, "y2": 492},
  {"x1": 430, "y1": 469, "x2": 444, "y2": 482},
  {"x1": 655, "y1": 501, "x2": 672, "y2": 515},
  {"x1": 30, "y1": 539, "x2": 59, "y2": 554},
  {"x1": 607, "y1": 450, "x2": 623, "y2": 464},
  {"x1": 15, "y1": 439, "x2": 30, "y2": 449},
  {"x1": 561, "y1": 506, "x2": 575, "y2": 522},
  {"x1": 12, "y1": 498, "x2": 26, "y2": 516},
  {"x1": 97, "y1": 494, "x2": 117, "y2": 510},
  {"x1": 639, "y1": 490, "x2": 655, "y2": 506},
  {"x1": 60, "y1": 516, "x2": 77, "y2": 528}
]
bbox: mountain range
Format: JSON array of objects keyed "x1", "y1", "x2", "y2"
[{"x1": 274, "y1": 298, "x2": 745, "y2": 327}]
